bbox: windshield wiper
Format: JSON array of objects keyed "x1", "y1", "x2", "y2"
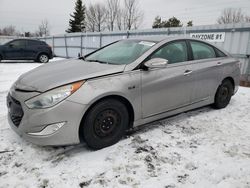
[{"x1": 85, "y1": 59, "x2": 110, "y2": 64}]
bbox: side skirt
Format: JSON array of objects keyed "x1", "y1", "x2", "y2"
[{"x1": 133, "y1": 98, "x2": 213, "y2": 127}]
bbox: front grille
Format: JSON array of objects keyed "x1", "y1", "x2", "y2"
[{"x1": 7, "y1": 94, "x2": 24, "y2": 127}]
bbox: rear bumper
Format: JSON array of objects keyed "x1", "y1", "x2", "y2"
[{"x1": 49, "y1": 51, "x2": 54, "y2": 59}]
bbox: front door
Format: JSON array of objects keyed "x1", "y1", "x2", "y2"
[
  {"x1": 4, "y1": 40, "x2": 26, "y2": 59},
  {"x1": 141, "y1": 40, "x2": 195, "y2": 118}
]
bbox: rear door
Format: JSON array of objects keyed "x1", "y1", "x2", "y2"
[
  {"x1": 187, "y1": 40, "x2": 224, "y2": 103},
  {"x1": 141, "y1": 40, "x2": 195, "y2": 118},
  {"x1": 3, "y1": 40, "x2": 26, "y2": 59},
  {"x1": 24, "y1": 40, "x2": 40, "y2": 59}
]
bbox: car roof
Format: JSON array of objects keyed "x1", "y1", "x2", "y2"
[
  {"x1": 11, "y1": 38, "x2": 41, "y2": 42},
  {"x1": 126, "y1": 36, "x2": 204, "y2": 43}
]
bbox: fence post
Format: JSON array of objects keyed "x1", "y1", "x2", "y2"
[
  {"x1": 64, "y1": 34, "x2": 68, "y2": 58},
  {"x1": 247, "y1": 55, "x2": 250, "y2": 82},
  {"x1": 52, "y1": 36, "x2": 55, "y2": 55},
  {"x1": 167, "y1": 28, "x2": 170, "y2": 35},
  {"x1": 127, "y1": 30, "x2": 130, "y2": 39},
  {"x1": 99, "y1": 32, "x2": 102, "y2": 48},
  {"x1": 80, "y1": 33, "x2": 83, "y2": 56}
]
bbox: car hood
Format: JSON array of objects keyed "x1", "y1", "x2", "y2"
[{"x1": 16, "y1": 59, "x2": 126, "y2": 92}]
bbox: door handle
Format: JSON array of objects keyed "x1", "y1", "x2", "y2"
[
  {"x1": 216, "y1": 62, "x2": 222, "y2": 66},
  {"x1": 184, "y1": 70, "x2": 192, "y2": 76}
]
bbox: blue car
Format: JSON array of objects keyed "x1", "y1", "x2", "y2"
[{"x1": 0, "y1": 39, "x2": 53, "y2": 63}]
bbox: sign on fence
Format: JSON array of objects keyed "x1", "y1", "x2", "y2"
[{"x1": 190, "y1": 32, "x2": 225, "y2": 42}]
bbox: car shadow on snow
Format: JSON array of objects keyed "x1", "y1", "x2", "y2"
[
  {"x1": 17, "y1": 101, "x2": 234, "y2": 163},
  {"x1": 126, "y1": 105, "x2": 213, "y2": 136},
  {"x1": 0, "y1": 60, "x2": 40, "y2": 64}
]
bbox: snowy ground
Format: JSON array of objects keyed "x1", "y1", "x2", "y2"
[{"x1": 0, "y1": 60, "x2": 250, "y2": 188}]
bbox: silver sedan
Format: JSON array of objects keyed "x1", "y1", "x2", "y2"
[{"x1": 7, "y1": 37, "x2": 240, "y2": 149}]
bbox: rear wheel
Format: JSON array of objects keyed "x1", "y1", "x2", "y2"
[
  {"x1": 37, "y1": 54, "x2": 49, "y2": 63},
  {"x1": 0, "y1": 55, "x2": 2, "y2": 62},
  {"x1": 213, "y1": 80, "x2": 233, "y2": 109},
  {"x1": 82, "y1": 99, "x2": 129, "y2": 149}
]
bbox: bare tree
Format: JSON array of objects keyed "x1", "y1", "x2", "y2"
[
  {"x1": 86, "y1": 5, "x2": 96, "y2": 32},
  {"x1": 245, "y1": 16, "x2": 250, "y2": 22},
  {"x1": 116, "y1": 6, "x2": 123, "y2": 30},
  {"x1": 217, "y1": 8, "x2": 245, "y2": 24},
  {"x1": 86, "y1": 3, "x2": 107, "y2": 32},
  {"x1": 0, "y1": 25, "x2": 17, "y2": 36},
  {"x1": 37, "y1": 19, "x2": 50, "y2": 37},
  {"x1": 106, "y1": 0, "x2": 120, "y2": 31},
  {"x1": 123, "y1": 0, "x2": 143, "y2": 30}
]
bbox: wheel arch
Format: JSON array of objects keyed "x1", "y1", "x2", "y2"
[
  {"x1": 36, "y1": 52, "x2": 49, "y2": 60},
  {"x1": 78, "y1": 95, "x2": 135, "y2": 141},
  {"x1": 221, "y1": 77, "x2": 235, "y2": 90}
]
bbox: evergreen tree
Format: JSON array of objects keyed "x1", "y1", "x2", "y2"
[
  {"x1": 152, "y1": 16, "x2": 182, "y2": 28},
  {"x1": 66, "y1": 0, "x2": 86, "y2": 33},
  {"x1": 152, "y1": 16, "x2": 162, "y2": 28},
  {"x1": 164, "y1": 17, "x2": 182, "y2": 27}
]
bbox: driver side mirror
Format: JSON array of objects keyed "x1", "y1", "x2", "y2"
[{"x1": 144, "y1": 58, "x2": 168, "y2": 69}]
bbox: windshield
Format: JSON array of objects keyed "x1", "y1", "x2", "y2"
[{"x1": 85, "y1": 40, "x2": 156, "y2": 65}]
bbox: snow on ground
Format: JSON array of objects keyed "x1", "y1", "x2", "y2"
[{"x1": 0, "y1": 60, "x2": 250, "y2": 188}]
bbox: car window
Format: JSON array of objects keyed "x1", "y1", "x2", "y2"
[
  {"x1": 85, "y1": 40, "x2": 155, "y2": 65},
  {"x1": 40, "y1": 41, "x2": 47, "y2": 45},
  {"x1": 190, "y1": 41, "x2": 216, "y2": 60},
  {"x1": 150, "y1": 41, "x2": 188, "y2": 64},
  {"x1": 214, "y1": 48, "x2": 226, "y2": 57},
  {"x1": 27, "y1": 40, "x2": 39, "y2": 46},
  {"x1": 9, "y1": 40, "x2": 26, "y2": 47}
]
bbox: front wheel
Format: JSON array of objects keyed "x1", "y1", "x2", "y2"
[
  {"x1": 37, "y1": 54, "x2": 49, "y2": 63},
  {"x1": 82, "y1": 99, "x2": 129, "y2": 149},
  {"x1": 213, "y1": 80, "x2": 233, "y2": 109}
]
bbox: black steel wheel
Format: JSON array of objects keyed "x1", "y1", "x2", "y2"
[
  {"x1": 213, "y1": 79, "x2": 233, "y2": 109},
  {"x1": 83, "y1": 99, "x2": 129, "y2": 149}
]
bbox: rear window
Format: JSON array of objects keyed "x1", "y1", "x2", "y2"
[
  {"x1": 40, "y1": 41, "x2": 47, "y2": 45},
  {"x1": 27, "y1": 40, "x2": 39, "y2": 46}
]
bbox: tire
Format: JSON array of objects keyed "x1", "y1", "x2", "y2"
[
  {"x1": 0, "y1": 55, "x2": 2, "y2": 62},
  {"x1": 213, "y1": 80, "x2": 233, "y2": 109},
  {"x1": 37, "y1": 53, "x2": 49, "y2": 63},
  {"x1": 82, "y1": 99, "x2": 129, "y2": 149}
]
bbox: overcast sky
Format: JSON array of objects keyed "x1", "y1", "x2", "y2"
[{"x1": 0, "y1": 0, "x2": 250, "y2": 35}]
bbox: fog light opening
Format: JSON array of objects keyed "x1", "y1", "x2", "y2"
[{"x1": 27, "y1": 122, "x2": 66, "y2": 136}]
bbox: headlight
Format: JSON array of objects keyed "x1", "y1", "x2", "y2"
[{"x1": 25, "y1": 81, "x2": 84, "y2": 109}]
